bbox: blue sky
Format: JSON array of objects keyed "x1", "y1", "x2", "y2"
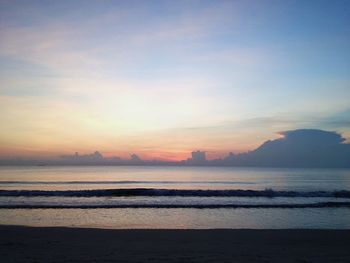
[{"x1": 0, "y1": 0, "x2": 349, "y2": 160}]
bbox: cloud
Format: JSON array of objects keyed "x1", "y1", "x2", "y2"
[
  {"x1": 221, "y1": 129, "x2": 350, "y2": 168},
  {"x1": 278, "y1": 129, "x2": 345, "y2": 144},
  {"x1": 319, "y1": 109, "x2": 350, "y2": 128},
  {"x1": 1, "y1": 128, "x2": 349, "y2": 167}
]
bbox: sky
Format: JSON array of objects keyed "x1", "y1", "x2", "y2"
[{"x1": 0, "y1": 0, "x2": 349, "y2": 161}]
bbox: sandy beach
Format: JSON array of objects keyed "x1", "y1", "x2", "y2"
[{"x1": 0, "y1": 226, "x2": 350, "y2": 262}]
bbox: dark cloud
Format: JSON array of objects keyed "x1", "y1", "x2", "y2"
[
  {"x1": 130, "y1": 154, "x2": 142, "y2": 163},
  {"x1": 60, "y1": 151, "x2": 120, "y2": 164},
  {"x1": 220, "y1": 129, "x2": 350, "y2": 168},
  {"x1": 186, "y1": 151, "x2": 207, "y2": 165},
  {"x1": 1, "y1": 129, "x2": 349, "y2": 168}
]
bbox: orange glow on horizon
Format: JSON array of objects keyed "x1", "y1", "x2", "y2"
[{"x1": 0, "y1": 146, "x2": 251, "y2": 162}]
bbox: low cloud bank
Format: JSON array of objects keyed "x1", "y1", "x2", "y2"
[
  {"x1": 216, "y1": 129, "x2": 350, "y2": 167},
  {"x1": 1, "y1": 129, "x2": 349, "y2": 168}
]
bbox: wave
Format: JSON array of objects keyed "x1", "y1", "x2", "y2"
[
  {"x1": 1, "y1": 188, "x2": 350, "y2": 198},
  {"x1": 0, "y1": 202, "x2": 349, "y2": 209}
]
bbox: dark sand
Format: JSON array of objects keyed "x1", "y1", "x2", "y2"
[{"x1": 1, "y1": 226, "x2": 350, "y2": 263}]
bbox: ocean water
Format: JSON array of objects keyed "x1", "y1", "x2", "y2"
[{"x1": 0, "y1": 166, "x2": 350, "y2": 229}]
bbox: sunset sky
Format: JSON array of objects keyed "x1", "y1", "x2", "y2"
[{"x1": 0, "y1": 0, "x2": 349, "y2": 161}]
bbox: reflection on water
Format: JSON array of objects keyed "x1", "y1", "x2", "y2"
[
  {"x1": 1, "y1": 208, "x2": 350, "y2": 229},
  {"x1": 0, "y1": 166, "x2": 350, "y2": 228},
  {"x1": 1, "y1": 166, "x2": 350, "y2": 191}
]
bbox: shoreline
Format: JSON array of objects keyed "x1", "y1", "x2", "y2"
[{"x1": 1, "y1": 226, "x2": 350, "y2": 262}]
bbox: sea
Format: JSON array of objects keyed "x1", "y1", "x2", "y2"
[{"x1": 0, "y1": 166, "x2": 350, "y2": 229}]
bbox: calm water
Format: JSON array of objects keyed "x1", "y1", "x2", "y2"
[{"x1": 0, "y1": 166, "x2": 350, "y2": 228}]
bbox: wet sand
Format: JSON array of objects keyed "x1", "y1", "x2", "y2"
[{"x1": 1, "y1": 225, "x2": 350, "y2": 262}]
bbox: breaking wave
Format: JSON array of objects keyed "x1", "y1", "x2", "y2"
[
  {"x1": 1, "y1": 202, "x2": 350, "y2": 209},
  {"x1": 1, "y1": 188, "x2": 350, "y2": 198}
]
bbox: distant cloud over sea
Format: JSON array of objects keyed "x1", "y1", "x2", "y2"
[{"x1": 1, "y1": 129, "x2": 349, "y2": 168}]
